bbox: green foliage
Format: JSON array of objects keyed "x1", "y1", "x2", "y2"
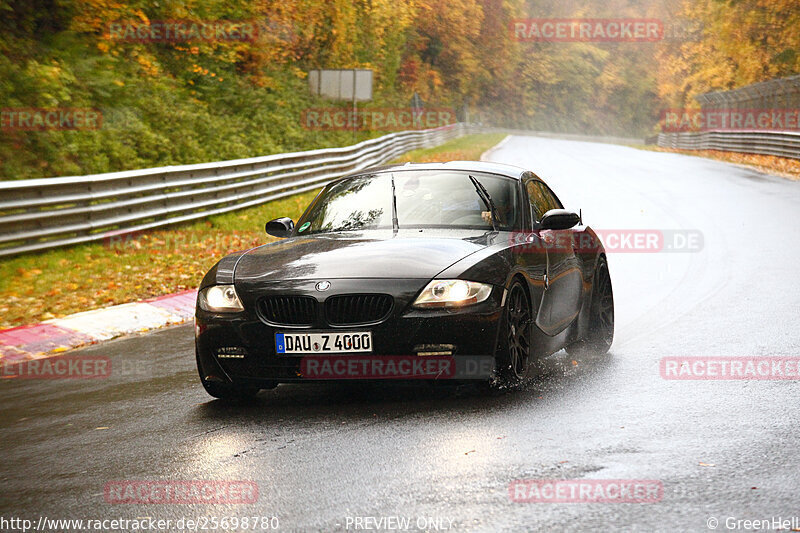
[
  {"x1": 655, "y1": 0, "x2": 800, "y2": 110},
  {"x1": 0, "y1": 0, "x2": 795, "y2": 178}
]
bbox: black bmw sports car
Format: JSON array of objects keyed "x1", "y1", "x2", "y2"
[{"x1": 195, "y1": 161, "x2": 613, "y2": 399}]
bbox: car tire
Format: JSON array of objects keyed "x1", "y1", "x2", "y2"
[
  {"x1": 200, "y1": 379, "x2": 261, "y2": 401},
  {"x1": 196, "y1": 351, "x2": 260, "y2": 400},
  {"x1": 496, "y1": 279, "x2": 532, "y2": 387},
  {"x1": 566, "y1": 256, "x2": 614, "y2": 356}
]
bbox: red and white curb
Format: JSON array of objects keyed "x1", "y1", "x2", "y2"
[{"x1": 0, "y1": 290, "x2": 197, "y2": 365}]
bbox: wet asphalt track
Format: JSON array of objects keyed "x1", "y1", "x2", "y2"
[{"x1": 2, "y1": 135, "x2": 800, "y2": 532}]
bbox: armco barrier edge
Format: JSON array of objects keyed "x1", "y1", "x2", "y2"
[
  {"x1": 0, "y1": 123, "x2": 472, "y2": 257},
  {"x1": 657, "y1": 130, "x2": 800, "y2": 160}
]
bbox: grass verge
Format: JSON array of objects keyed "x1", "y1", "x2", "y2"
[{"x1": 0, "y1": 133, "x2": 505, "y2": 329}]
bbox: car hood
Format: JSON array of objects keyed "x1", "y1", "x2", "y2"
[{"x1": 233, "y1": 229, "x2": 497, "y2": 282}]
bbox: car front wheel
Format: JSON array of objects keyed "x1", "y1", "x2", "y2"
[
  {"x1": 200, "y1": 379, "x2": 261, "y2": 401},
  {"x1": 567, "y1": 256, "x2": 614, "y2": 356},
  {"x1": 196, "y1": 351, "x2": 260, "y2": 400},
  {"x1": 496, "y1": 280, "x2": 532, "y2": 386}
]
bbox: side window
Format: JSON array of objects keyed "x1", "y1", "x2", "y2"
[
  {"x1": 525, "y1": 180, "x2": 548, "y2": 221},
  {"x1": 537, "y1": 182, "x2": 563, "y2": 213}
]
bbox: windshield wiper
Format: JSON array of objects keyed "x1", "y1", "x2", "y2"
[
  {"x1": 469, "y1": 175, "x2": 500, "y2": 231},
  {"x1": 390, "y1": 174, "x2": 399, "y2": 232}
]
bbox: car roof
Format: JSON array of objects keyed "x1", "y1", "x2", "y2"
[{"x1": 341, "y1": 161, "x2": 529, "y2": 180}]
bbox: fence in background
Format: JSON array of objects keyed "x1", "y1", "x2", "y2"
[{"x1": 696, "y1": 75, "x2": 800, "y2": 111}]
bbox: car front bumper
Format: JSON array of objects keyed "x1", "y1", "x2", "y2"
[{"x1": 195, "y1": 278, "x2": 504, "y2": 385}]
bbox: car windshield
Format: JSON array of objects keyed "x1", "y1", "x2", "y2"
[{"x1": 295, "y1": 171, "x2": 519, "y2": 234}]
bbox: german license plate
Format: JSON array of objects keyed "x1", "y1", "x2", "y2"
[{"x1": 275, "y1": 332, "x2": 372, "y2": 354}]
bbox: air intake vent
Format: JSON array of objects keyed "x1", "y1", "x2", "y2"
[
  {"x1": 325, "y1": 294, "x2": 393, "y2": 325},
  {"x1": 258, "y1": 296, "x2": 317, "y2": 326}
]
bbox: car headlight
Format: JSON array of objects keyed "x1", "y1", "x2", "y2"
[
  {"x1": 412, "y1": 280, "x2": 493, "y2": 308},
  {"x1": 199, "y1": 285, "x2": 244, "y2": 313}
]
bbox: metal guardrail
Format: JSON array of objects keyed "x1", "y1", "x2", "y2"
[
  {"x1": 0, "y1": 123, "x2": 471, "y2": 257},
  {"x1": 657, "y1": 130, "x2": 800, "y2": 160},
  {"x1": 6, "y1": 124, "x2": 790, "y2": 258}
]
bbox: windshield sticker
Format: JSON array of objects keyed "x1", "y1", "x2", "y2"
[{"x1": 298, "y1": 222, "x2": 311, "y2": 233}]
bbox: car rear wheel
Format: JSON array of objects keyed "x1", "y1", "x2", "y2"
[
  {"x1": 567, "y1": 256, "x2": 614, "y2": 356},
  {"x1": 497, "y1": 280, "x2": 532, "y2": 386}
]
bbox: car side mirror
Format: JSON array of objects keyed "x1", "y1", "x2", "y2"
[
  {"x1": 265, "y1": 217, "x2": 294, "y2": 238},
  {"x1": 540, "y1": 209, "x2": 580, "y2": 230}
]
